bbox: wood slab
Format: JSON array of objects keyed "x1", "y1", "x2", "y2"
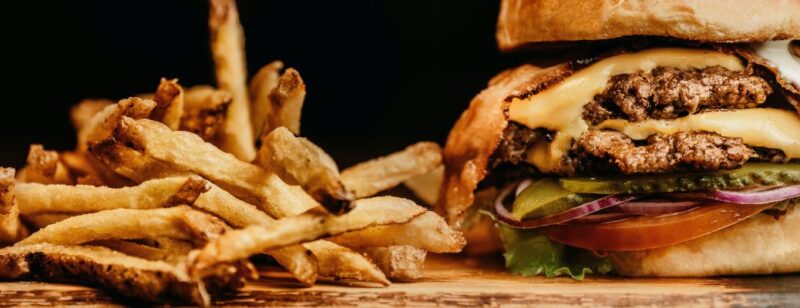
[{"x1": 2, "y1": 255, "x2": 799, "y2": 306}]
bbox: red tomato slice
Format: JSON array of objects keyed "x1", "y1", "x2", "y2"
[{"x1": 543, "y1": 202, "x2": 772, "y2": 251}]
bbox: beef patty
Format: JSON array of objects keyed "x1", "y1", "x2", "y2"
[{"x1": 583, "y1": 66, "x2": 772, "y2": 124}]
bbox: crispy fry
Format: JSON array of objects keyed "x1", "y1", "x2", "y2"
[
  {"x1": 341, "y1": 142, "x2": 442, "y2": 199},
  {"x1": 16, "y1": 206, "x2": 227, "y2": 247},
  {"x1": 262, "y1": 68, "x2": 306, "y2": 135},
  {"x1": 257, "y1": 126, "x2": 350, "y2": 203},
  {"x1": 361, "y1": 246, "x2": 427, "y2": 280},
  {"x1": 0, "y1": 168, "x2": 26, "y2": 244},
  {"x1": 181, "y1": 85, "x2": 232, "y2": 141},
  {"x1": 330, "y1": 211, "x2": 466, "y2": 253},
  {"x1": 16, "y1": 176, "x2": 208, "y2": 216},
  {"x1": 305, "y1": 240, "x2": 389, "y2": 286},
  {"x1": 70, "y1": 99, "x2": 114, "y2": 132},
  {"x1": 0, "y1": 243, "x2": 253, "y2": 306},
  {"x1": 23, "y1": 213, "x2": 71, "y2": 228},
  {"x1": 17, "y1": 145, "x2": 73, "y2": 185},
  {"x1": 403, "y1": 165, "x2": 444, "y2": 206},
  {"x1": 189, "y1": 196, "x2": 426, "y2": 277},
  {"x1": 270, "y1": 244, "x2": 318, "y2": 285},
  {"x1": 250, "y1": 61, "x2": 284, "y2": 138},
  {"x1": 59, "y1": 151, "x2": 132, "y2": 187},
  {"x1": 152, "y1": 78, "x2": 185, "y2": 130},
  {"x1": 91, "y1": 239, "x2": 187, "y2": 263},
  {"x1": 76, "y1": 97, "x2": 156, "y2": 151},
  {"x1": 208, "y1": 0, "x2": 255, "y2": 160},
  {"x1": 110, "y1": 117, "x2": 320, "y2": 217}
]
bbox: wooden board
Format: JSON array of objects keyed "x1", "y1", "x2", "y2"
[{"x1": 2, "y1": 255, "x2": 799, "y2": 306}]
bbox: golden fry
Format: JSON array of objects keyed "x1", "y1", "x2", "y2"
[
  {"x1": 361, "y1": 246, "x2": 427, "y2": 280},
  {"x1": 341, "y1": 142, "x2": 442, "y2": 199},
  {"x1": 306, "y1": 240, "x2": 389, "y2": 286},
  {"x1": 17, "y1": 145, "x2": 73, "y2": 185},
  {"x1": 250, "y1": 60, "x2": 283, "y2": 138},
  {"x1": 152, "y1": 78, "x2": 185, "y2": 130},
  {"x1": 181, "y1": 85, "x2": 232, "y2": 141},
  {"x1": 59, "y1": 151, "x2": 132, "y2": 187},
  {"x1": 257, "y1": 126, "x2": 350, "y2": 203},
  {"x1": 208, "y1": 0, "x2": 255, "y2": 160},
  {"x1": 16, "y1": 176, "x2": 208, "y2": 216},
  {"x1": 263, "y1": 68, "x2": 306, "y2": 135},
  {"x1": 0, "y1": 168, "x2": 26, "y2": 244},
  {"x1": 330, "y1": 211, "x2": 466, "y2": 253},
  {"x1": 0, "y1": 243, "x2": 253, "y2": 306},
  {"x1": 76, "y1": 97, "x2": 156, "y2": 152},
  {"x1": 110, "y1": 117, "x2": 320, "y2": 217},
  {"x1": 403, "y1": 165, "x2": 444, "y2": 206},
  {"x1": 189, "y1": 196, "x2": 426, "y2": 277},
  {"x1": 16, "y1": 206, "x2": 227, "y2": 247},
  {"x1": 23, "y1": 213, "x2": 72, "y2": 228},
  {"x1": 70, "y1": 99, "x2": 114, "y2": 132}
]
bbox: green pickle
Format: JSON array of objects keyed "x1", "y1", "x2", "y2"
[
  {"x1": 560, "y1": 163, "x2": 800, "y2": 194},
  {"x1": 512, "y1": 179, "x2": 592, "y2": 220}
]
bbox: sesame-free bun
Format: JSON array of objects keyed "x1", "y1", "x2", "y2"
[
  {"x1": 497, "y1": 0, "x2": 800, "y2": 51},
  {"x1": 609, "y1": 206, "x2": 800, "y2": 277}
]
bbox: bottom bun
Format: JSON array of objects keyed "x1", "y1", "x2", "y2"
[{"x1": 610, "y1": 206, "x2": 800, "y2": 277}]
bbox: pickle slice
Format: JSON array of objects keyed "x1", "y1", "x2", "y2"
[
  {"x1": 560, "y1": 163, "x2": 800, "y2": 194},
  {"x1": 512, "y1": 179, "x2": 593, "y2": 220}
]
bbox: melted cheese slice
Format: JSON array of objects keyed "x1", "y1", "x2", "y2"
[
  {"x1": 596, "y1": 109, "x2": 800, "y2": 159},
  {"x1": 508, "y1": 48, "x2": 745, "y2": 172}
]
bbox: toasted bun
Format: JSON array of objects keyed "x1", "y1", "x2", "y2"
[
  {"x1": 610, "y1": 206, "x2": 800, "y2": 277},
  {"x1": 497, "y1": 0, "x2": 800, "y2": 51}
]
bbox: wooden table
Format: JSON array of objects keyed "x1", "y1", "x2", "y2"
[{"x1": 2, "y1": 255, "x2": 799, "y2": 306}]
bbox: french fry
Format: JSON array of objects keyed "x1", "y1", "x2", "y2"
[
  {"x1": 262, "y1": 68, "x2": 306, "y2": 135},
  {"x1": 59, "y1": 151, "x2": 133, "y2": 187},
  {"x1": 22, "y1": 213, "x2": 72, "y2": 228},
  {"x1": 17, "y1": 145, "x2": 73, "y2": 185},
  {"x1": 361, "y1": 246, "x2": 427, "y2": 280},
  {"x1": 250, "y1": 60, "x2": 283, "y2": 138},
  {"x1": 0, "y1": 243, "x2": 254, "y2": 306},
  {"x1": 341, "y1": 142, "x2": 442, "y2": 199},
  {"x1": 257, "y1": 126, "x2": 351, "y2": 204},
  {"x1": 152, "y1": 78, "x2": 185, "y2": 130},
  {"x1": 16, "y1": 176, "x2": 208, "y2": 216},
  {"x1": 189, "y1": 196, "x2": 426, "y2": 277},
  {"x1": 70, "y1": 99, "x2": 114, "y2": 132},
  {"x1": 330, "y1": 211, "x2": 466, "y2": 253},
  {"x1": 91, "y1": 239, "x2": 187, "y2": 263},
  {"x1": 181, "y1": 85, "x2": 232, "y2": 141},
  {"x1": 305, "y1": 240, "x2": 389, "y2": 286},
  {"x1": 16, "y1": 206, "x2": 227, "y2": 247},
  {"x1": 0, "y1": 168, "x2": 26, "y2": 244},
  {"x1": 109, "y1": 117, "x2": 320, "y2": 217},
  {"x1": 208, "y1": 0, "x2": 255, "y2": 160},
  {"x1": 76, "y1": 97, "x2": 156, "y2": 151},
  {"x1": 403, "y1": 165, "x2": 444, "y2": 206}
]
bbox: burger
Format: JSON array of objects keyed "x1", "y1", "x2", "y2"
[{"x1": 438, "y1": 0, "x2": 800, "y2": 277}]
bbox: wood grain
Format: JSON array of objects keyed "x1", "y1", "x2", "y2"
[{"x1": 1, "y1": 255, "x2": 799, "y2": 306}]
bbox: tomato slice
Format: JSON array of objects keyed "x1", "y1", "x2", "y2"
[{"x1": 543, "y1": 202, "x2": 772, "y2": 251}]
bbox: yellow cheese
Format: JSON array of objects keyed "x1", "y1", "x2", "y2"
[
  {"x1": 596, "y1": 109, "x2": 800, "y2": 159},
  {"x1": 508, "y1": 47, "x2": 745, "y2": 172}
]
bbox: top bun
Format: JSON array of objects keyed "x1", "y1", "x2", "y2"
[{"x1": 497, "y1": 0, "x2": 800, "y2": 51}]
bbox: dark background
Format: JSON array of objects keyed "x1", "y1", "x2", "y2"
[{"x1": 3, "y1": 0, "x2": 528, "y2": 168}]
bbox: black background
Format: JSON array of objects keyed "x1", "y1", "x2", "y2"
[{"x1": 3, "y1": 0, "x2": 529, "y2": 168}]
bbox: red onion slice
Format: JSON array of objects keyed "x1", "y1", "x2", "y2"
[
  {"x1": 615, "y1": 200, "x2": 700, "y2": 216},
  {"x1": 674, "y1": 185, "x2": 800, "y2": 205},
  {"x1": 515, "y1": 179, "x2": 533, "y2": 197},
  {"x1": 495, "y1": 184, "x2": 639, "y2": 229},
  {"x1": 565, "y1": 213, "x2": 635, "y2": 224}
]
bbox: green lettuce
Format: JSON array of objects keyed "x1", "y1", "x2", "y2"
[{"x1": 497, "y1": 224, "x2": 612, "y2": 279}]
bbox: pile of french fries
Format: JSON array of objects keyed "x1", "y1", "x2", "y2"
[{"x1": 0, "y1": 0, "x2": 463, "y2": 305}]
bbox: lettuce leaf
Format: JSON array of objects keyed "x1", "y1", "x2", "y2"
[{"x1": 498, "y1": 224, "x2": 611, "y2": 279}]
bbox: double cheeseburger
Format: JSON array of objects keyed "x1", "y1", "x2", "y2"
[{"x1": 439, "y1": 0, "x2": 800, "y2": 277}]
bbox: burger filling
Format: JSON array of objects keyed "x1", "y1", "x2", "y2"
[{"x1": 485, "y1": 44, "x2": 800, "y2": 279}]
